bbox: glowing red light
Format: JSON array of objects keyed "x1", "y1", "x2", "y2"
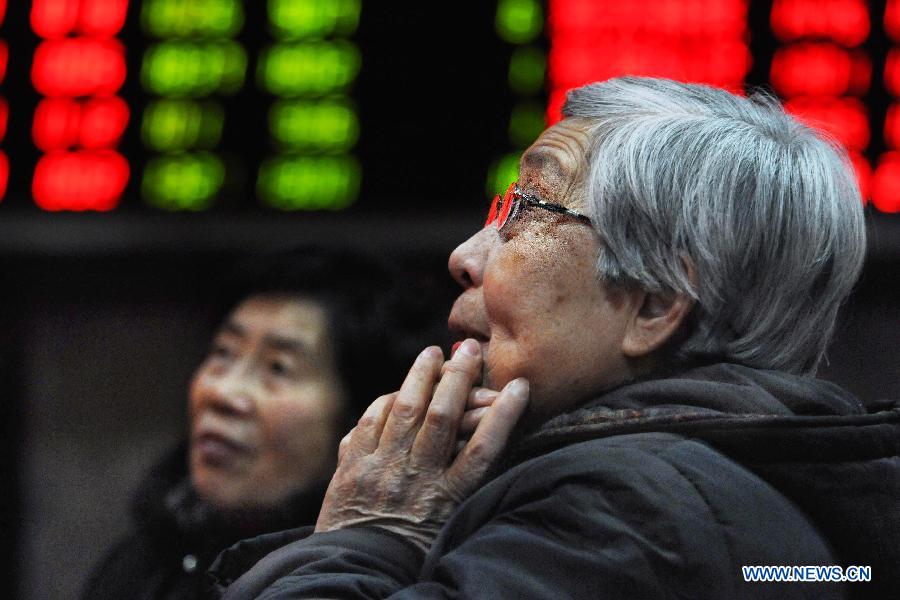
[
  {"x1": 770, "y1": 0, "x2": 869, "y2": 47},
  {"x1": 847, "y1": 50, "x2": 872, "y2": 94},
  {"x1": 0, "y1": 151, "x2": 7, "y2": 201},
  {"x1": 848, "y1": 151, "x2": 871, "y2": 202},
  {"x1": 884, "y1": 103, "x2": 900, "y2": 149},
  {"x1": 78, "y1": 0, "x2": 128, "y2": 36},
  {"x1": 785, "y1": 97, "x2": 869, "y2": 151},
  {"x1": 0, "y1": 41, "x2": 7, "y2": 86},
  {"x1": 33, "y1": 98, "x2": 81, "y2": 151},
  {"x1": 547, "y1": 0, "x2": 750, "y2": 109},
  {"x1": 884, "y1": 49, "x2": 900, "y2": 97},
  {"x1": 0, "y1": 0, "x2": 7, "y2": 26},
  {"x1": 548, "y1": 39, "x2": 750, "y2": 91},
  {"x1": 32, "y1": 38, "x2": 126, "y2": 97},
  {"x1": 548, "y1": 0, "x2": 747, "y2": 39},
  {"x1": 546, "y1": 89, "x2": 567, "y2": 126},
  {"x1": 32, "y1": 150, "x2": 128, "y2": 211},
  {"x1": 871, "y1": 152, "x2": 900, "y2": 212},
  {"x1": 886, "y1": 0, "x2": 900, "y2": 42},
  {"x1": 0, "y1": 97, "x2": 8, "y2": 143},
  {"x1": 32, "y1": 97, "x2": 129, "y2": 152},
  {"x1": 30, "y1": 1, "x2": 130, "y2": 210},
  {"x1": 770, "y1": 43, "x2": 870, "y2": 97},
  {"x1": 31, "y1": 0, "x2": 79, "y2": 39},
  {"x1": 78, "y1": 96, "x2": 129, "y2": 149}
]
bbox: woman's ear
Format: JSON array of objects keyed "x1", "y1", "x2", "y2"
[
  {"x1": 620, "y1": 289, "x2": 694, "y2": 358},
  {"x1": 621, "y1": 258, "x2": 696, "y2": 358}
]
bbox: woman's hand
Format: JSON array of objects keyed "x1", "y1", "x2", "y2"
[{"x1": 315, "y1": 339, "x2": 529, "y2": 552}]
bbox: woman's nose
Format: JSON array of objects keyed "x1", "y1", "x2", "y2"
[
  {"x1": 202, "y1": 368, "x2": 256, "y2": 417},
  {"x1": 448, "y1": 228, "x2": 493, "y2": 289}
]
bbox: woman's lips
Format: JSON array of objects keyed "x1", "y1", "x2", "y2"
[
  {"x1": 451, "y1": 339, "x2": 490, "y2": 358},
  {"x1": 193, "y1": 432, "x2": 249, "y2": 467}
]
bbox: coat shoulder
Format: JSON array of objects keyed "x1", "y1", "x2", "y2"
[{"x1": 426, "y1": 431, "x2": 836, "y2": 598}]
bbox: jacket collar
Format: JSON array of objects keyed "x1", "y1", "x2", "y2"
[{"x1": 509, "y1": 362, "x2": 882, "y2": 464}]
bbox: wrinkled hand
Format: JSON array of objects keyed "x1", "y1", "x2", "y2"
[{"x1": 315, "y1": 339, "x2": 529, "y2": 553}]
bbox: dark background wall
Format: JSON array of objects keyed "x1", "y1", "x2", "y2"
[{"x1": 6, "y1": 252, "x2": 228, "y2": 600}]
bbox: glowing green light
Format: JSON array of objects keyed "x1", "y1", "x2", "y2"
[
  {"x1": 268, "y1": 0, "x2": 361, "y2": 39},
  {"x1": 142, "y1": 153, "x2": 225, "y2": 210},
  {"x1": 258, "y1": 41, "x2": 360, "y2": 96},
  {"x1": 509, "y1": 46, "x2": 545, "y2": 95},
  {"x1": 496, "y1": 0, "x2": 543, "y2": 44},
  {"x1": 142, "y1": 0, "x2": 244, "y2": 38},
  {"x1": 270, "y1": 99, "x2": 359, "y2": 151},
  {"x1": 142, "y1": 100, "x2": 224, "y2": 151},
  {"x1": 258, "y1": 155, "x2": 360, "y2": 210},
  {"x1": 509, "y1": 101, "x2": 545, "y2": 147},
  {"x1": 142, "y1": 41, "x2": 247, "y2": 97},
  {"x1": 486, "y1": 152, "x2": 521, "y2": 197}
]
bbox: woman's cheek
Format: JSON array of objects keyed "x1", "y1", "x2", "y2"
[
  {"x1": 268, "y1": 385, "x2": 337, "y2": 444},
  {"x1": 482, "y1": 251, "x2": 526, "y2": 327}
]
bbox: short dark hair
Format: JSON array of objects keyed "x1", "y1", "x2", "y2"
[{"x1": 216, "y1": 246, "x2": 444, "y2": 429}]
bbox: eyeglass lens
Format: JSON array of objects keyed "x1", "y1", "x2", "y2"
[
  {"x1": 485, "y1": 194, "x2": 500, "y2": 227},
  {"x1": 497, "y1": 185, "x2": 515, "y2": 229},
  {"x1": 485, "y1": 183, "x2": 518, "y2": 230}
]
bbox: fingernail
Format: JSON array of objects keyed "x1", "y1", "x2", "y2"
[
  {"x1": 460, "y1": 338, "x2": 480, "y2": 357},
  {"x1": 419, "y1": 346, "x2": 442, "y2": 361},
  {"x1": 475, "y1": 388, "x2": 495, "y2": 402},
  {"x1": 507, "y1": 378, "x2": 529, "y2": 398}
]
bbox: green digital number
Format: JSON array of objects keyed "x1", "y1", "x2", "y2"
[
  {"x1": 258, "y1": 155, "x2": 360, "y2": 209},
  {"x1": 142, "y1": 153, "x2": 225, "y2": 210}
]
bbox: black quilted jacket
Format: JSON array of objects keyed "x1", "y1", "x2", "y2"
[
  {"x1": 209, "y1": 364, "x2": 900, "y2": 599},
  {"x1": 82, "y1": 446, "x2": 325, "y2": 600}
]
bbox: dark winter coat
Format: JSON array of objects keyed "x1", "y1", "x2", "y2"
[
  {"x1": 81, "y1": 446, "x2": 325, "y2": 600},
  {"x1": 208, "y1": 363, "x2": 900, "y2": 599}
]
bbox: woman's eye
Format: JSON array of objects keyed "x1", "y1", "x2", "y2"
[
  {"x1": 500, "y1": 214, "x2": 526, "y2": 241},
  {"x1": 210, "y1": 344, "x2": 234, "y2": 360},
  {"x1": 269, "y1": 360, "x2": 291, "y2": 376}
]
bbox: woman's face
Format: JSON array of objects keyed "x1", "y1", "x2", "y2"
[
  {"x1": 448, "y1": 119, "x2": 638, "y2": 427},
  {"x1": 188, "y1": 295, "x2": 344, "y2": 512}
]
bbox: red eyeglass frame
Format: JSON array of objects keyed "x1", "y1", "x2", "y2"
[{"x1": 485, "y1": 182, "x2": 592, "y2": 231}]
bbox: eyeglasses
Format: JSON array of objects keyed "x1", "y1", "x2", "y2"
[{"x1": 485, "y1": 182, "x2": 592, "y2": 232}]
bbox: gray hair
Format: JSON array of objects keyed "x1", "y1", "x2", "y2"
[{"x1": 562, "y1": 77, "x2": 866, "y2": 374}]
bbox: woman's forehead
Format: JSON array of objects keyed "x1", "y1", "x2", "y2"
[
  {"x1": 519, "y1": 119, "x2": 592, "y2": 210},
  {"x1": 227, "y1": 296, "x2": 331, "y2": 349}
]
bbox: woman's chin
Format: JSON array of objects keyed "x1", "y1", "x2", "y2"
[{"x1": 191, "y1": 467, "x2": 243, "y2": 510}]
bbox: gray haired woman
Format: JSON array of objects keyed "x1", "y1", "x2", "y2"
[{"x1": 212, "y1": 78, "x2": 899, "y2": 600}]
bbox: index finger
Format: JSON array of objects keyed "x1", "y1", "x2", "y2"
[
  {"x1": 410, "y1": 338, "x2": 482, "y2": 467},
  {"x1": 377, "y1": 346, "x2": 444, "y2": 452}
]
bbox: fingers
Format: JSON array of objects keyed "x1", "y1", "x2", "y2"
[
  {"x1": 467, "y1": 387, "x2": 497, "y2": 410},
  {"x1": 445, "y1": 378, "x2": 529, "y2": 498},
  {"x1": 460, "y1": 388, "x2": 497, "y2": 437},
  {"x1": 378, "y1": 346, "x2": 444, "y2": 452},
  {"x1": 459, "y1": 407, "x2": 488, "y2": 438},
  {"x1": 338, "y1": 431, "x2": 353, "y2": 464},
  {"x1": 411, "y1": 339, "x2": 483, "y2": 467},
  {"x1": 340, "y1": 392, "x2": 396, "y2": 463}
]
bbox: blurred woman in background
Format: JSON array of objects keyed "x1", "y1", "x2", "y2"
[{"x1": 82, "y1": 247, "x2": 443, "y2": 600}]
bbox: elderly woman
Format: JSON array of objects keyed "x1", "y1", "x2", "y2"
[
  {"x1": 211, "y1": 78, "x2": 900, "y2": 599},
  {"x1": 82, "y1": 248, "x2": 433, "y2": 599}
]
